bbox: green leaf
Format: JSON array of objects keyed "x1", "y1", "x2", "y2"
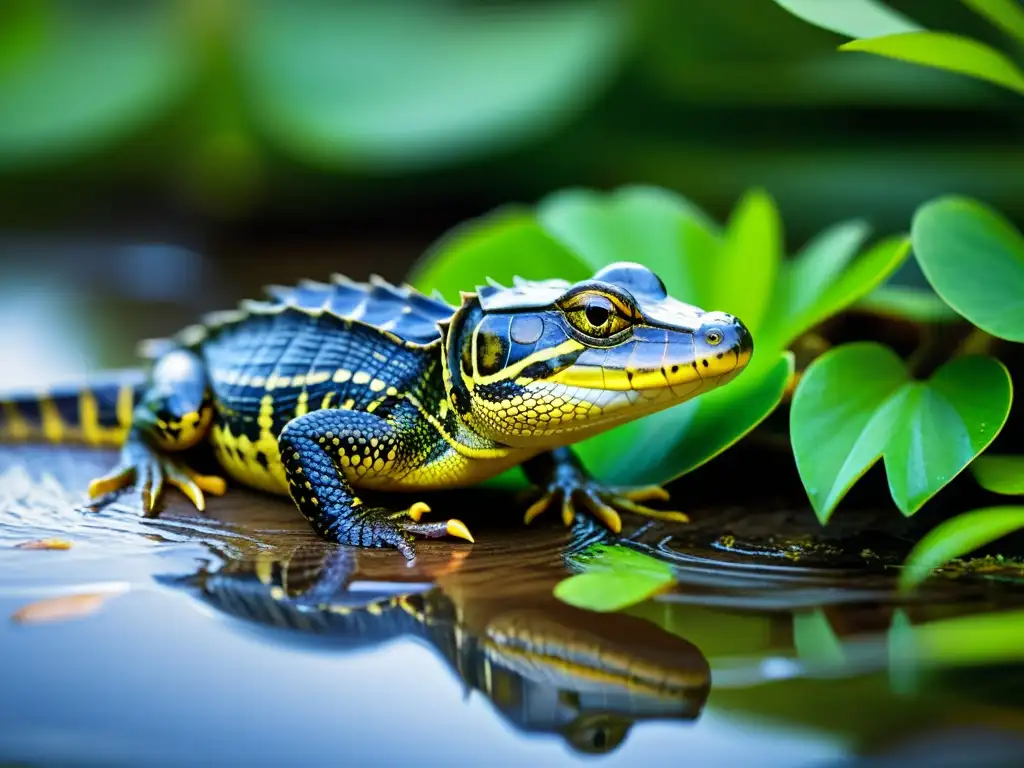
[
  {"x1": 972, "y1": 455, "x2": 1024, "y2": 495},
  {"x1": 791, "y1": 342, "x2": 908, "y2": 521},
  {"x1": 536, "y1": 185, "x2": 723, "y2": 308},
  {"x1": 771, "y1": 0, "x2": 921, "y2": 39},
  {"x1": 583, "y1": 351, "x2": 794, "y2": 485},
  {"x1": 0, "y1": 5, "x2": 192, "y2": 169},
  {"x1": 763, "y1": 226, "x2": 910, "y2": 351},
  {"x1": 791, "y1": 342, "x2": 1012, "y2": 522},
  {"x1": 855, "y1": 284, "x2": 962, "y2": 323},
  {"x1": 237, "y1": 1, "x2": 626, "y2": 171},
  {"x1": 912, "y1": 196, "x2": 1024, "y2": 342},
  {"x1": 886, "y1": 609, "x2": 920, "y2": 695},
  {"x1": 961, "y1": 0, "x2": 1024, "y2": 46},
  {"x1": 409, "y1": 207, "x2": 592, "y2": 305},
  {"x1": 721, "y1": 187, "x2": 783, "y2": 334},
  {"x1": 899, "y1": 506, "x2": 1024, "y2": 589},
  {"x1": 553, "y1": 544, "x2": 676, "y2": 612},
  {"x1": 839, "y1": 32, "x2": 1024, "y2": 95},
  {"x1": 891, "y1": 608, "x2": 1024, "y2": 667},
  {"x1": 793, "y1": 609, "x2": 847, "y2": 667}
]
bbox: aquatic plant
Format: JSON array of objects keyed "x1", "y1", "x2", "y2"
[{"x1": 767, "y1": 0, "x2": 1024, "y2": 589}]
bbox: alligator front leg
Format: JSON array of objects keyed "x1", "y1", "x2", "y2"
[
  {"x1": 278, "y1": 408, "x2": 473, "y2": 559},
  {"x1": 88, "y1": 349, "x2": 226, "y2": 515},
  {"x1": 522, "y1": 447, "x2": 689, "y2": 534}
]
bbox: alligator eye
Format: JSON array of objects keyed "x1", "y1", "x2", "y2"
[
  {"x1": 705, "y1": 329, "x2": 723, "y2": 346},
  {"x1": 585, "y1": 301, "x2": 611, "y2": 327},
  {"x1": 562, "y1": 293, "x2": 633, "y2": 339}
]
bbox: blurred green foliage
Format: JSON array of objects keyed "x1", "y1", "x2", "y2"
[{"x1": 2, "y1": 0, "x2": 1024, "y2": 238}]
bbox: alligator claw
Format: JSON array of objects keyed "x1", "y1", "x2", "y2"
[
  {"x1": 370, "y1": 502, "x2": 474, "y2": 560},
  {"x1": 525, "y1": 478, "x2": 686, "y2": 534},
  {"x1": 87, "y1": 439, "x2": 226, "y2": 516}
]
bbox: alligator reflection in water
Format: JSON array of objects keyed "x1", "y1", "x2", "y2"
[{"x1": 161, "y1": 522, "x2": 711, "y2": 755}]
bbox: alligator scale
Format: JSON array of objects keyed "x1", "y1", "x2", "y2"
[{"x1": 0, "y1": 262, "x2": 753, "y2": 557}]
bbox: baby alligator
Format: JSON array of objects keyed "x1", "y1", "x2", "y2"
[{"x1": 0, "y1": 262, "x2": 753, "y2": 557}]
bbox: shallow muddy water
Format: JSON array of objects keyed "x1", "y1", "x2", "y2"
[{"x1": 2, "y1": 444, "x2": 1024, "y2": 767}]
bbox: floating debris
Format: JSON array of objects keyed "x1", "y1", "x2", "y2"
[
  {"x1": 11, "y1": 584, "x2": 130, "y2": 625},
  {"x1": 14, "y1": 538, "x2": 73, "y2": 551}
]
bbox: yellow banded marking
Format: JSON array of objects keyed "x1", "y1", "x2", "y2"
[
  {"x1": 321, "y1": 392, "x2": 336, "y2": 409},
  {"x1": 79, "y1": 389, "x2": 128, "y2": 446},
  {"x1": 39, "y1": 397, "x2": 64, "y2": 443},
  {"x1": 307, "y1": 371, "x2": 331, "y2": 386},
  {"x1": 405, "y1": 392, "x2": 511, "y2": 460},
  {"x1": 470, "y1": 339, "x2": 582, "y2": 387},
  {"x1": 352, "y1": 371, "x2": 371, "y2": 385},
  {"x1": 1, "y1": 401, "x2": 30, "y2": 440},
  {"x1": 333, "y1": 369, "x2": 352, "y2": 384},
  {"x1": 369, "y1": 378, "x2": 386, "y2": 393},
  {"x1": 210, "y1": 393, "x2": 288, "y2": 495},
  {"x1": 295, "y1": 390, "x2": 310, "y2": 419}
]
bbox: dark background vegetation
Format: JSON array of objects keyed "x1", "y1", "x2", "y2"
[{"x1": 0, "y1": 0, "x2": 1021, "y2": 386}]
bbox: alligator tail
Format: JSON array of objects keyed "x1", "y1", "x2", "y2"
[{"x1": 0, "y1": 369, "x2": 148, "y2": 447}]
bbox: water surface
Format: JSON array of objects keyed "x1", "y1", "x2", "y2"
[{"x1": 2, "y1": 444, "x2": 1024, "y2": 767}]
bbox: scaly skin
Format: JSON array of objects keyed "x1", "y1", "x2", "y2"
[{"x1": 0, "y1": 262, "x2": 753, "y2": 557}]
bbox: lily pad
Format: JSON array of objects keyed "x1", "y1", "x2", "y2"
[
  {"x1": 236, "y1": 1, "x2": 626, "y2": 171},
  {"x1": 553, "y1": 544, "x2": 676, "y2": 612},
  {"x1": 899, "y1": 506, "x2": 1024, "y2": 590},
  {"x1": 839, "y1": 32, "x2": 1024, "y2": 95},
  {"x1": 912, "y1": 196, "x2": 1024, "y2": 343},
  {"x1": 791, "y1": 342, "x2": 1013, "y2": 522},
  {"x1": 770, "y1": 0, "x2": 920, "y2": 40},
  {"x1": 972, "y1": 455, "x2": 1024, "y2": 495}
]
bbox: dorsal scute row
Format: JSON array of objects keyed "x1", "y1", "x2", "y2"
[{"x1": 170, "y1": 273, "x2": 458, "y2": 351}]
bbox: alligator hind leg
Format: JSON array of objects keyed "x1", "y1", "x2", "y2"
[
  {"x1": 278, "y1": 408, "x2": 473, "y2": 559},
  {"x1": 522, "y1": 447, "x2": 689, "y2": 534},
  {"x1": 88, "y1": 349, "x2": 226, "y2": 515}
]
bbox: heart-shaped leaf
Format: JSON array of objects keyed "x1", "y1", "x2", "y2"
[
  {"x1": 899, "y1": 506, "x2": 1024, "y2": 589},
  {"x1": 236, "y1": 1, "x2": 626, "y2": 171},
  {"x1": 962, "y1": 0, "x2": 1024, "y2": 47},
  {"x1": 791, "y1": 342, "x2": 1013, "y2": 522},
  {"x1": 770, "y1": 0, "x2": 921, "y2": 40},
  {"x1": 0, "y1": 5, "x2": 192, "y2": 169},
  {"x1": 972, "y1": 455, "x2": 1024, "y2": 495},
  {"x1": 554, "y1": 544, "x2": 675, "y2": 612},
  {"x1": 839, "y1": 32, "x2": 1024, "y2": 95},
  {"x1": 912, "y1": 196, "x2": 1024, "y2": 342}
]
